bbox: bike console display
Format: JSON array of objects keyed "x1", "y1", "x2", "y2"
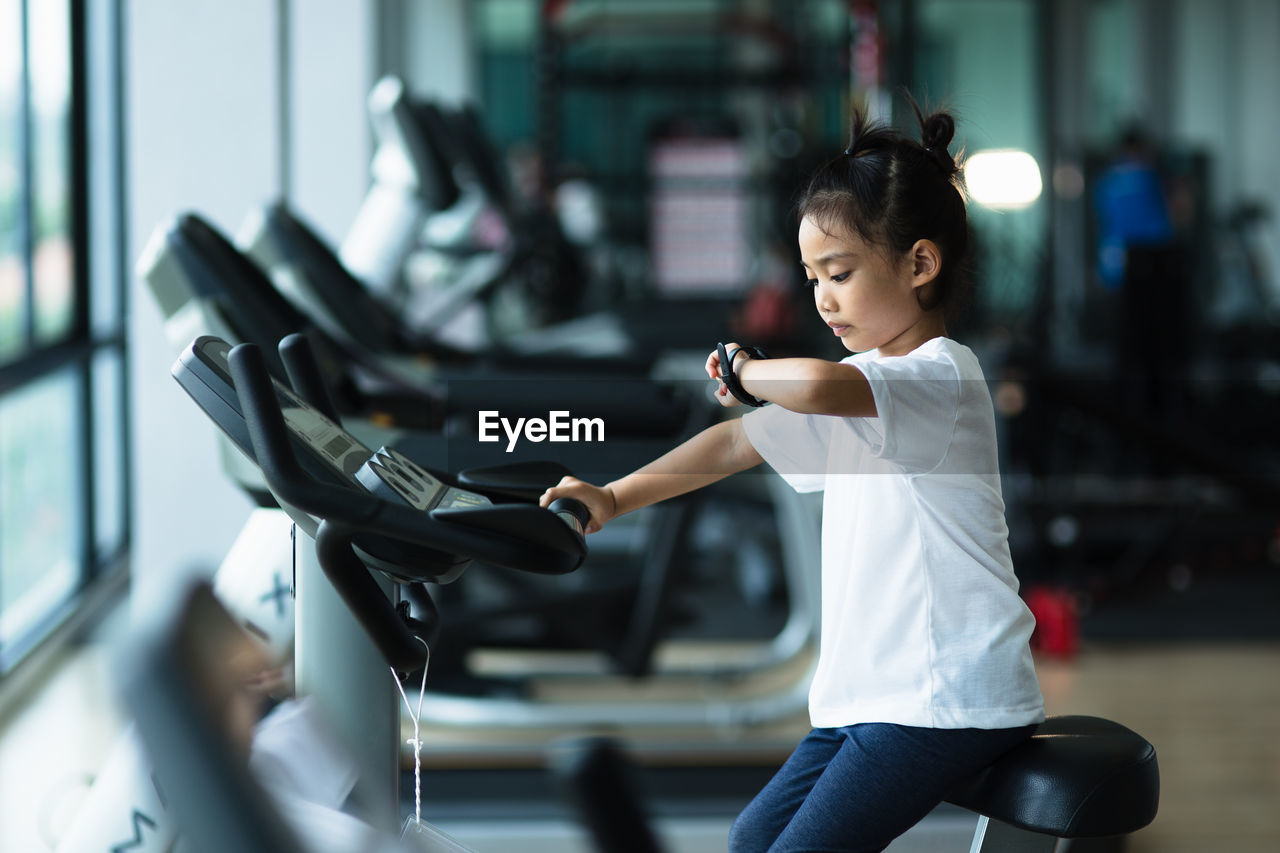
[{"x1": 174, "y1": 335, "x2": 482, "y2": 516}]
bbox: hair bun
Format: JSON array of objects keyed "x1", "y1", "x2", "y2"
[
  {"x1": 920, "y1": 112, "x2": 957, "y2": 176},
  {"x1": 922, "y1": 113, "x2": 955, "y2": 150}
]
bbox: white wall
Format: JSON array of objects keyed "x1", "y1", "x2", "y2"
[
  {"x1": 288, "y1": 0, "x2": 379, "y2": 244},
  {"x1": 127, "y1": 0, "x2": 282, "y2": 617},
  {"x1": 125, "y1": 1, "x2": 381, "y2": 616},
  {"x1": 126, "y1": 1, "x2": 476, "y2": 617},
  {"x1": 397, "y1": 0, "x2": 475, "y2": 103}
]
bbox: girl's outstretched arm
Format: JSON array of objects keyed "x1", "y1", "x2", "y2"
[
  {"x1": 732, "y1": 351, "x2": 877, "y2": 418},
  {"x1": 538, "y1": 418, "x2": 763, "y2": 534}
]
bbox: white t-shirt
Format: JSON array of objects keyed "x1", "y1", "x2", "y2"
[{"x1": 741, "y1": 337, "x2": 1044, "y2": 730}]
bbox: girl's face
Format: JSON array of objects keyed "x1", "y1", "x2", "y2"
[{"x1": 798, "y1": 215, "x2": 942, "y2": 357}]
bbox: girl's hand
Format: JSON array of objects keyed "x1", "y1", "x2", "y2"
[
  {"x1": 539, "y1": 476, "x2": 617, "y2": 534},
  {"x1": 706, "y1": 343, "x2": 744, "y2": 407}
]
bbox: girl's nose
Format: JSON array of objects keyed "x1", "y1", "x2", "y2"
[{"x1": 815, "y1": 281, "x2": 837, "y2": 311}]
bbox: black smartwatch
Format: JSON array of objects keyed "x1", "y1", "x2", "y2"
[{"x1": 717, "y1": 342, "x2": 769, "y2": 407}]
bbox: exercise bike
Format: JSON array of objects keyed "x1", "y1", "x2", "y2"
[{"x1": 140, "y1": 216, "x2": 824, "y2": 714}]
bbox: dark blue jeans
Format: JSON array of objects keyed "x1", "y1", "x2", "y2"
[{"x1": 728, "y1": 722, "x2": 1037, "y2": 853}]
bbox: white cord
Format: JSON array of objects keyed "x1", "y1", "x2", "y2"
[{"x1": 390, "y1": 638, "x2": 431, "y2": 826}]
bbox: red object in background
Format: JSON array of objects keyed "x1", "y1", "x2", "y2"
[
  {"x1": 851, "y1": 0, "x2": 883, "y2": 89},
  {"x1": 542, "y1": 0, "x2": 572, "y2": 23},
  {"x1": 736, "y1": 283, "x2": 797, "y2": 343},
  {"x1": 1025, "y1": 585, "x2": 1079, "y2": 658}
]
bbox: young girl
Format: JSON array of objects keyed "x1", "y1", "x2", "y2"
[{"x1": 541, "y1": 106, "x2": 1044, "y2": 853}]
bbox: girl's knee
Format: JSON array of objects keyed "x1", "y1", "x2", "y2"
[{"x1": 727, "y1": 808, "x2": 772, "y2": 853}]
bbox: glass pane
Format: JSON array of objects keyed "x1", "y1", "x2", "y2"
[
  {"x1": 1, "y1": 0, "x2": 24, "y2": 362},
  {"x1": 29, "y1": 0, "x2": 75, "y2": 344},
  {"x1": 0, "y1": 219, "x2": 20, "y2": 364},
  {"x1": 476, "y1": 0, "x2": 536, "y2": 47},
  {"x1": 92, "y1": 349, "x2": 125, "y2": 561},
  {"x1": 87, "y1": 0, "x2": 122, "y2": 341},
  {"x1": 915, "y1": 0, "x2": 1046, "y2": 322},
  {"x1": 1087, "y1": 0, "x2": 1140, "y2": 146},
  {"x1": 0, "y1": 367, "x2": 84, "y2": 650}
]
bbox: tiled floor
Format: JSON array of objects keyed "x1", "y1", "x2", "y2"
[{"x1": 3, "y1": 624, "x2": 1278, "y2": 852}]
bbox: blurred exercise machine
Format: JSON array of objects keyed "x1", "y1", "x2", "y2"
[
  {"x1": 184, "y1": 331, "x2": 819, "y2": 725},
  {"x1": 138, "y1": 211, "x2": 822, "y2": 706},
  {"x1": 337, "y1": 76, "x2": 616, "y2": 358},
  {"x1": 140, "y1": 210, "x2": 696, "y2": 440},
  {"x1": 58, "y1": 329, "x2": 595, "y2": 852}
]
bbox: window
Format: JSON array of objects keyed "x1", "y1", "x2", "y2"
[
  {"x1": 903, "y1": 0, "x2": 1049, "y2": 323},
  {"x1": 0, "y1": 0, "x2": 127, "y2": 673}
]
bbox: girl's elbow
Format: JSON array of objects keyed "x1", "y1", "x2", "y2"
[
  {"x1": 804, "y1": 364, "x2": 874, "y2": 416},
  {"x1": 795, "y1": 364, "x2": 841, "y2": 413}
]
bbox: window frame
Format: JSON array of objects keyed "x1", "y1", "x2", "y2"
[{"x1": 0, "y1": 0, "x2": 129, "y2": 676}]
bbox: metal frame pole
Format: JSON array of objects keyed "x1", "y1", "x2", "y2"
[{"x1": 294, "y1": 528, "x2": 400, "y2": 831}]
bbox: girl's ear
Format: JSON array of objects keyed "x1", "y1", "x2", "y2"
[{"x1": 910, "y1": 239, "x2": 942, "y2": 288}]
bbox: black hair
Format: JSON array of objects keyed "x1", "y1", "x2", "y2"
[{"x1": 796, "y1": 101, "x2": 970, "y2": 314}]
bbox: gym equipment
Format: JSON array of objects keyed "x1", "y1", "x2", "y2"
[
  {"x1": 339, "y1": 77, "x2": 597, "y2": 353},
  {"x1": 552, "y1": 725, "x2": 1159, "y2": 853},
  {"x1": 53, "y1": 510, "x2": 298, "y2": 853},
  {"x1": 172, "y1": 334, "x2": 590, "y2": 651},
  {"x1": 123, "y1": 346, "x2": 1162, "y2": 851},
  {"x1": 53, "y1": 727, "x2": 179, "y2": 853},
  {"x1": 235, "y1": 82, "x2": 707, "y2": 373},
  {"x1": 143, "y1": 213, "x2": 823, "y2": 705},
  {"x1": 240, "y1": 199, "x2": 472, "y2": 364},
  {"x1": 141, "y1": 209, "x2": 699, "y2": 440},
  {"x1": 333, "y1": 77, "x2": 748, "y2": 362},
  {"x1": 172, "y1": 333, "x2": 599, "y2": 805},
  {"x1": 175, "y1": 332, "x2": 820, "y2": 726},
  {"x1": 944, "y1": 715, "x2": 1159, "y2": 851},
  {"x1": 122, "y1": 581, "x2": 458, "y2": 852},
  {"x1": 997, "y1": 339, "x2": 1280, "y2": 619},
  {"x1": 242, "y1": 199, "x2": 649, "y2": 374},
  {"x1": 341, "y1": 76, "x2": 467, "y2": 304},
  {"x1": 118, "y1": 581, "x2": 1162, "y2": 852},
  {"x1": 994, "y1": 144, "x2": 1280, "y2": 630},
  {"x1": 142, "y1": 209, "x2": 707, "y2": 683},
  {"x1": 121, "y1": 581, "x2": 671, "y2": 852}
]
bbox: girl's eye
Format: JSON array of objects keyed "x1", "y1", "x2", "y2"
[{"x1": 802, "y1": 271, "x2": 850, "y2": 287}]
